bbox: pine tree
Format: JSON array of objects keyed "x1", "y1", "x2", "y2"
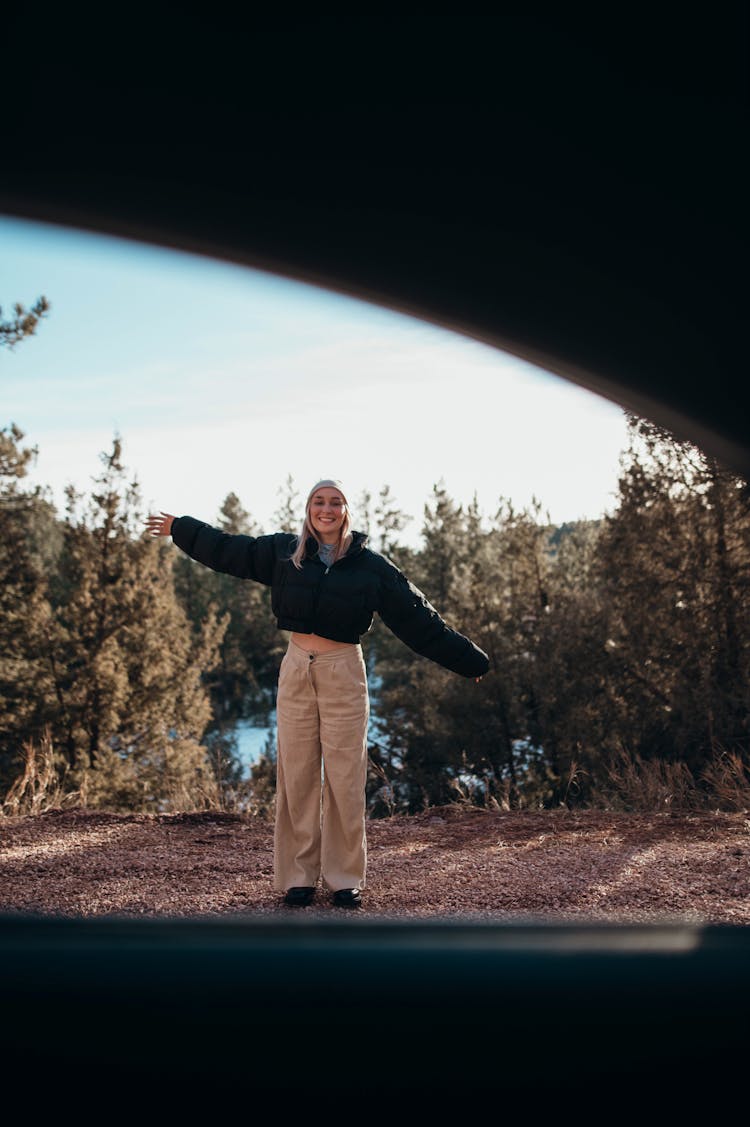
[
  {"x1": 218, "y1": 491, "x2": 257, "y2": 536},
  {"x1": 591, "y1": 415, "x2": 750, "y2": 783},
  {"x1": 45, "y1": 439, "x2": 226, "y2": 811},
  {"x1": 0, "y1": 293, "x2": 54, "y2": 789},
  {"x1": 273, "y1": 473, "x2": 302, "y2": 534},
  {"x1": 0, "y1": 296, "x2": 50, "y2": 349},
  {"x1": 355, "y1": 488, "x2": 373, "y2": 539},
  {"x1": 414, "y1": 480, "x2": 463, "y2": 614},
  {"x1": 374, "y1": 484, "x2": 411, "y2": 559},
  {"x1": 0, "y1": 426, "x2": 57, "y2": 790},
  {"x1": 370, "y1": 483, "x2": 476, "y2": 810}
]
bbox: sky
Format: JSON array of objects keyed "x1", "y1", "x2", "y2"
[{"x1": 1, "y1": 214, "x2": 630, "y2": 547}]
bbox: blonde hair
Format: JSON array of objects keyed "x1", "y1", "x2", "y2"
[{"x1": 290, "y1": 479, "x2": 352, "y2": 570}]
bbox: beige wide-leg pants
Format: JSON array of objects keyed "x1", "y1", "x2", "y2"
[{"x1": 273, "y1": 639, "x2": 369, "y2": 892}]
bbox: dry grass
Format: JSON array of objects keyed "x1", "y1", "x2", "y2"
[
  {"x1": 702, "y1": 749, "x2": 750, "y2": 811},
  {"x1": 602, "y1": 746, "x2": 750, "y2": 813},
  {"x1": 602, "y1": 747, "x2": 699, "y2": 811},
  {"x1": 2, "y1": 730, "x2": 80, "y2": 817}
]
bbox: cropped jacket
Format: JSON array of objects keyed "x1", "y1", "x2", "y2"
[{"x1": 171, "y1": 516, "x2": 490, "y2": 679}]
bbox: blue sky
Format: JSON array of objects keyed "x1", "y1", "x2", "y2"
[{"x1": 1, "y1": 214, "x2": 629, "y2": 545}]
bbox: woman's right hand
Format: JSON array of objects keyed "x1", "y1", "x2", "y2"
[{"x1": 144, "y1": 512, "x2": 175, "y2": 537}]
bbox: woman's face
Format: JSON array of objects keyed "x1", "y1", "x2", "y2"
[{"x1": 308, "y1": 487, "x2": 347, "y2": 542}]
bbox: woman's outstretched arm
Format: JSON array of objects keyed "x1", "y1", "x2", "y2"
[
  {"x1": 146, "y1": 511, "x2": 280, "y2": 585},
  {"x1": 377, "y1": 562, "x2": 489, "y2": 680}
]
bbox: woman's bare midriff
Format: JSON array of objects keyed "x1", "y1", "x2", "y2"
[{"x1": 290, "y1": 632, "x2": 357, "y2": 654}]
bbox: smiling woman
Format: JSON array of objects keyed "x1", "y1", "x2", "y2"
[{"x1": 145, "y1": 472, "x2": 488, "y2": 909}]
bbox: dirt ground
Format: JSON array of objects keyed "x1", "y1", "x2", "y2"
[{"x1": 1, "y1": 804, "x2": 748, "y2": 923}]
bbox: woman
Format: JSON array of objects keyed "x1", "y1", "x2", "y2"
[{"x1": 145, "y1": 479, "x2": 489, "y2": 909}]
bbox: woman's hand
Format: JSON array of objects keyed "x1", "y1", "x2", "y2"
[{"x1": 144, "y1": 512, "x2": 175, "y2": 537}]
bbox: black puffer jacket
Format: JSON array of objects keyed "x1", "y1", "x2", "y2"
[{"x1": 171, "y1": 516, "x2": 490, "y2": 678}]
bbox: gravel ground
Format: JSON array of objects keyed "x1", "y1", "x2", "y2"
[{"x1": 1, "y1": 804, "x2": 748, "y2": 923}]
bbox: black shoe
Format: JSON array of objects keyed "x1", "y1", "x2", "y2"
[
  {"x1": 332, "y1": 888, "x2": 362, "y2": 909},
  {"x1": 284, "y1": 886, "x2": 315, "y2": 907}
]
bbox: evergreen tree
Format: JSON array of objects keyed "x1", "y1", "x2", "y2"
[
  {"x1": 0, "y1": 296, "x2": 49, "y2": 349},
  {"x1": 369, "y1": 483, "x2": 481, "y2": 810},
  {"x1": 593, "y1": 415, "x2": 750, "y2": 780},
  {"x1": 355, "y1": 488, "x2": 373, "y2": 539},
  {"x1": 218, "y1": 491, "x2": 256, "y2": 536},
  {"x1": 0, "y1": 293, "x2": 54, "y2": 788},
  {"x1": 374, "y1": 483, "x2": 412, "y2": 559},
  {"x1": 44, "y1": 439, "x2": 226, "y2": 811},
  {"x1": 0, "y1": 422, "x2": 36, "y2": 477},
  {"x1": 273, "y1": 473, "x2": 302, "y2": 533},
  {"x1": 413, "y1": 481, "x2": 463, "y2": 614},
  {"x1": 0, "y1": 426, "x2": 57, "y2": 790},
  {"x1": 509, "y1": 516, "x2": 609, "y2": 806},
  {"x1": 368, "y1": 486, "x2": 610, "y2": 813}
]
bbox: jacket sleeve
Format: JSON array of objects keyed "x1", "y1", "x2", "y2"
[
  {"x1": 376, "y1": 561, "x2": 490, "y2": 678},
  {"x1": 171, "y1": 516, "x2": 278, "y2": 585}
]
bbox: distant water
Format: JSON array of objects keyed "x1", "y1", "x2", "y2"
[{"x1": 233, "y1": 716, "x2": 276, "y2": 772}]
